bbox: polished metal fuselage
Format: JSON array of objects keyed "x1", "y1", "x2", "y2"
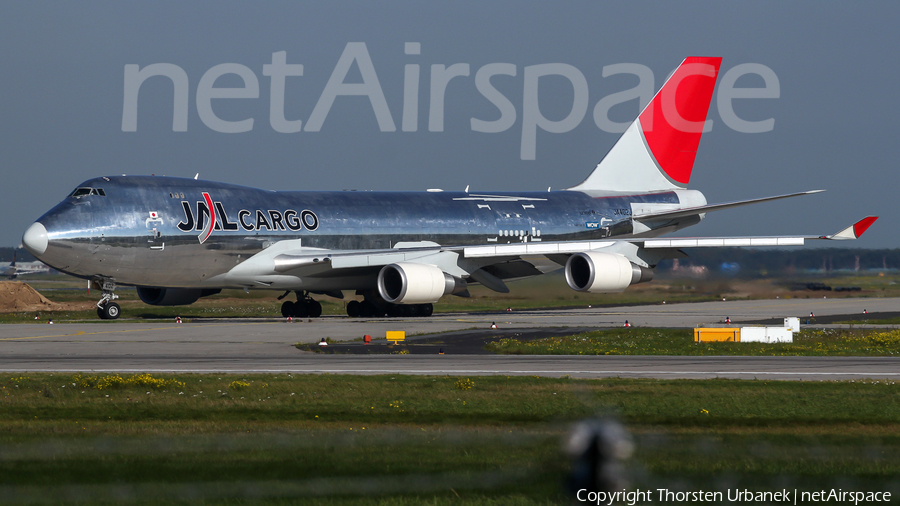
[{"x1": 29, "y1": 176, "x2": 704, "y2": 290}]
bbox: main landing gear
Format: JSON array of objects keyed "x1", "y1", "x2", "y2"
[
  {"x1": 93, "y1": 277, "x2": 120, "y2": 320},
  {"x1": 279, "y1": 291, "x2": 323, "y2": 318},
  {"x1": 345, "y1": 291, "x2": 433, "y2": 318}
]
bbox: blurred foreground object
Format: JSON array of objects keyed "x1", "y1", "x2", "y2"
[{"x1": 565, "y1": 418, "x2": 634, "y2": 495}]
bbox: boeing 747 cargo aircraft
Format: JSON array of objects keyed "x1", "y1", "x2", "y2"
[
  {"x1": 21, "y1": 57, "x2": 877, "y2": 319},
  {"x1": 0, "y1": 252, "x2": 49, "y2": 278}
]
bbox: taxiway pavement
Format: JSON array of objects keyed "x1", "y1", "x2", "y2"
[{"x1": 1, "y1": 297, "x2": 897, "y2": 379}]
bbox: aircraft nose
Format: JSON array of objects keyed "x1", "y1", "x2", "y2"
[{"x1": 22, "y1": 222, "x2": 49, "y2": 256}]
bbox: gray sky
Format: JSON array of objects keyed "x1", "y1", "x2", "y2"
[{"x1": 2, "y1": 1, "x2": 898, "y2": 248}]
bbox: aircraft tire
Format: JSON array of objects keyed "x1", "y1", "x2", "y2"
[
  {"x1": 308, "y1": 300, "x2": 322, "y2": 318},
  {"x1": 346, "y1": 300, "x2": 361, "y2": 317},
  {"x1": 281, "y1": 301, "x2": 295, "y2": 318},
  {"x1": 97, "y1": 307, "x2": 107, "y2": 320},
  {"x1": 102, "y1": 302, "x2": 120, "y2": 320},
  {"x1": 420, "y1": 303, "x2": 434, "y2": 317},
  {"x1": 359, "y1": 300, "x2": 377, "y2": 318}
]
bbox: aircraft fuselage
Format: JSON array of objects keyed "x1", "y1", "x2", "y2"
[{"x1": 29, "y1": 175, "x2": 705, "y2": 289}]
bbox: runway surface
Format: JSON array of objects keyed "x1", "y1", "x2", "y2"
[{"x1": 1, "y1": 297, "x2": 898, "y2": 379}]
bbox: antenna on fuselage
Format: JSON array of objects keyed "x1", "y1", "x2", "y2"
[
  {"x1": 194, "y1": 173, "x2": 199, "y2": 180},
  {"x1": 548, "y1": 187, "x2": 551, "y2": 192},
  {"x1": 465, "y1": 185, "x2": 469, "y2": 193}
]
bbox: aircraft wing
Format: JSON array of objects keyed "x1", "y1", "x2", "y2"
[
  {"x1": 639, "y1": 216, "x2": 878, "y2": 248},
  {"x1": 455, "y1": 215, "x2": 877, "y2": 257},
  {"x1": 220, "y1": 216, "x2": 878, "y2": 293}
]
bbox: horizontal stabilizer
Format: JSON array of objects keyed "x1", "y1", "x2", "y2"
[{"x1": 633, "y1": 190, "x2": 824, "y2": 221}]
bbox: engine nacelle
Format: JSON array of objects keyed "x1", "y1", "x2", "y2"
[
  {"x1": 377, "y1": 263, "x2": 467, "y2": 304},
  {"x1": 137, "y1": 287, "x2": 221, "y2": 306},
  {"x1": 564, "y1": 252, "x2": 654, "y2": 293}
]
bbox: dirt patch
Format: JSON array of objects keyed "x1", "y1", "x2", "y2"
[{"x1": 0, "y1": 281, "x2": 63, "y2": 312}]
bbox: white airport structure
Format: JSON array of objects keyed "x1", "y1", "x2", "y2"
[{"x1": 695, "y1": 317, "x2": 799, "y2": 343}]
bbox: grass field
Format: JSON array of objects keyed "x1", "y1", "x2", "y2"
[
  {"x1": 10, "y1": 272, "x2": 721, "y2": 321},
  {"x1": 1, "y1": 373, "x2": 899, "y2": 504},
  {"x1": 486, "y1": 328, "x2": 900, "y2": 356},
  {"x1": 8, "y1": 270, "x2": 900, "y2": 322}
]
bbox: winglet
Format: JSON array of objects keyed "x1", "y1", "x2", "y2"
[{"x1": 824, "y1": 216, "x2": 878, "y2": 240}]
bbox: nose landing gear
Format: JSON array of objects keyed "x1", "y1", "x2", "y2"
[
  {"x1": 93, "y1": 277, "x2": 120, "y2": 320},
  {"x1": 98, "y1": 301, "x2": 120, "y2": 320}
]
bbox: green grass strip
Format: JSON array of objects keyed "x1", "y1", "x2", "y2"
[
  {"x1": 1, "y1": 373, "x2": 899, "y2": 504},
  {"x1": 486, "y1": 328, "x2": 900, "y2": 356}
]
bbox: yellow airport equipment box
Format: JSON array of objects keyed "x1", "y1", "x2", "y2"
[
  {"x1": 694, "y1": 327, "x2": 740, "y2": 342},
  {"x1": 386, "y1": 331, "x2": 406, "y2": 343}
]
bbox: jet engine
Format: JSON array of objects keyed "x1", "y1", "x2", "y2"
[
  {"x1": 377, "y1": 263, "x2": 467, "y2": 304},
  {"x1": 137, "y1": 287, "x2": 222, "y2": 306},
  {"x1": 564, "y1": 252, "x2": 654, "y2": 293}
]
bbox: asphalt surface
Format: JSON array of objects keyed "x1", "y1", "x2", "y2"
[{"x1": 1, "y1": 297, "x2": 898, "y2": 379}]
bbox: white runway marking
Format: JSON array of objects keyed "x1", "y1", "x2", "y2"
[{"x1": 2, "y1": 368, "x2": 898, "y2": 380}]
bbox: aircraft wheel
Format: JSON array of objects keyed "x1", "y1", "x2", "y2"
[
  {"x1": 101, "y1": 302, "x2": 120, "y2": 320},
  {"x1": 293, "y1": 301, "x2": 309, "y2": 318},
  {"x1": 346, "y1": 300, "x2": 360, "y2": 317},
  {"x1": 406, "y1": 304, "x2": 419, "y2": 318},
  {"x1": 308, "y1": 300, "x2": 322, "y2": 318},
  {"x1": 359, "y1": 300, "x2": 376, "y2": 318},
  {"x1": 420, "y1": 303, "x2": 433, "y2": 317},
  {"x1": 281, "y1": 301, "x2": 295, "y2": 318},
  {"x1": 386, "y1": 304, "x2": 403, "y2": 318},
  {"x1": 97, "y1": 307, "x2": 107, "y2": 320}
]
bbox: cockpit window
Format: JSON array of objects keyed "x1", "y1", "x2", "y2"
[{"x1": 69, "y1": 187, "x2": 106, "y2": 198}]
